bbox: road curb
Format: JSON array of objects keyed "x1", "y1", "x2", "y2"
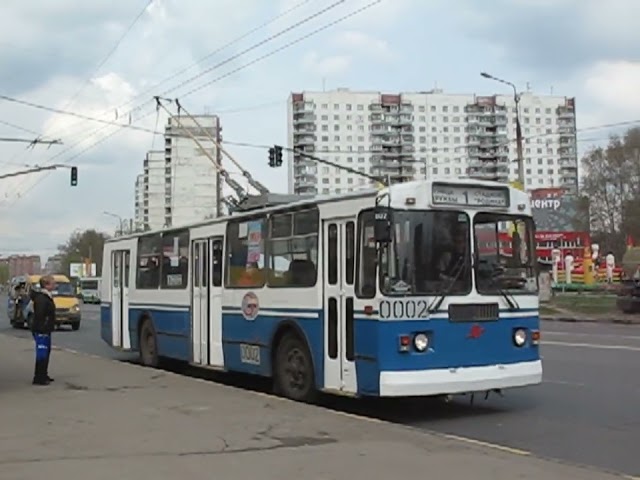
[{"x1": 541, "y1": 316, "x2": 640, "y2": 325}]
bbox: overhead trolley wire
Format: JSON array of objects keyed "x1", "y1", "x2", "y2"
[{"x1": 2, "y1": 0, "x2": 384, "y2": 204}]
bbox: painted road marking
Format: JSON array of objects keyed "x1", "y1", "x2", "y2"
[
  {"x1": 544, "y1": 331, "x2": 640, "y2": 341},
  {"x1": 440, "y1": 433, "x2": 530, "y2": 456},
  {"x1": 544, "y1": 379, "x2": 587, "y2": 388},
  {"x1": 543, "y1": 340, "x2": 640, "y2": 352}
]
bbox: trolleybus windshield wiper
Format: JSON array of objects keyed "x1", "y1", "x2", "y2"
[
  {"x1": 491, "y1": 278, "x2": 520, "y2": 310},
  {"x1": 484, "y1": 266, "x2": 520, "y2": 311},
  {"x1": 427, "y1": 255, "x2": 467, "y2": 314}
]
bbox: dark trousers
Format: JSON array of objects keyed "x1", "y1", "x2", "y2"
[{"x1": 33, "y1": 333, "x2": 52, "y2": 383}]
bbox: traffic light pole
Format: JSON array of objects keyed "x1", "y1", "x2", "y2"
[
  {"x1": 0, "y1": 164, "x2": 77, "y2": 184},
  {"x1": 269, "y1": 144, "x2": 386, "y2": 185}
]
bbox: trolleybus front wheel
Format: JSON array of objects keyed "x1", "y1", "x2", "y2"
[
  {"x1": 274, "y1": 333, "x2": 316, "y2": 402},
  {"x1": 139, "y1": 319, "x2": 159, "y2": 367}
]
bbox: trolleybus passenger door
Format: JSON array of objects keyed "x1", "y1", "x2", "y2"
[
  {"x1": 111, "y1": 250, "x2": 131, "y2": 349},
  {"x1": 191, "y1": 240, "x2": 209, "y2": 365},
  {"x1": 208, "y1": 237, "x2": 224, "y2": 367},
  {"x1": 323, "y1": 218, "x2": 357, "y2": 394}
]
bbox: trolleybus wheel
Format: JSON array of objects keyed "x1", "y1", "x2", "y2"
[
  {"x1": 274, "y1": 333, "x2": 316, "y2": 402},
  {"x1": 139, "y1": 319, "x2": 159, "y2": 367}
]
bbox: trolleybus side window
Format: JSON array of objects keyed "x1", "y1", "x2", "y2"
[
  {"x1": 355, "y1": 209, "x2": 376, "y2": 298},
  {"x1": 161, "y1": 229, "x2": 190, "y2": 289},
  {"x1": 328, "y1": 224, "x2": 338, "y2": 285},
  {"x1": 136, "y1": 234, "x2": 162, "y2": 289},
  {"x1": 212, "y1": 239, "x2": 223, "y2": 287},
  {"x1": 345, "y1": 221, "x2": 355, "y2": 285},
  {"x1": 225, "y1": 216, "x2": 267, "y2": 288},
  {"x1": 267, "y1": 208, "x2": 319, "y2": 288}
]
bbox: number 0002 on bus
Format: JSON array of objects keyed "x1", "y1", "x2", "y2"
[{"x1": 240, "y1": 344, "x2": 261, "y2": 365}]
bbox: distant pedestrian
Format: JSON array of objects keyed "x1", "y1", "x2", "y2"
[{"x1": 30, "y1": 275, "x2": 56, "y2": 385}]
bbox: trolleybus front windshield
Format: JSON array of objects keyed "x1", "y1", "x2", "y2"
[
  {"x1": 473, "y1": 212, "x2": 538, "y2": 295},
  {"x1": 378, "y1": 210, "x2": 472, "y2": 296}
]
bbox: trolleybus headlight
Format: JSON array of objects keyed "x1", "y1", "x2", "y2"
[
  {"x1": 414, "y1": 333, "x2": 429, "y2": 352},
  {"x1": 513, "y1": 328, "x2": 527, "y2": 347}
]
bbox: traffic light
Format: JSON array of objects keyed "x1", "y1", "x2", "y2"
[
  {"x1": 269, "y1": 147, "x2": 276, "y2": 168},
  {"x1": 274, "y1": 145, "x2": 283, "y2": 167},
  {"x1": 70, "y1": 166, "x2": 78, "y2": 186},
  {"x1": 268, "y1": 147, "x2": 276, "y2": 167}
]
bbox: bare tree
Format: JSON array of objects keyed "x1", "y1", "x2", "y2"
[{"x1": 581, "y1": 127, "x2": 640, "y2": 255}]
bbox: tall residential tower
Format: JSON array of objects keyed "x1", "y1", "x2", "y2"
[{"x1": 287, "y1": 88, "x2": 577, "y2": 194}]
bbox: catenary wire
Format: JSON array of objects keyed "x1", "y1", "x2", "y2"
[
  {"x1": 0, "y1": 0, "x2": 344, "y2": 190},
  {"x1": 27, "y1": 0, "x2": 317, "y2": 148},
  {"x1": 55, "y1": 1, "x2": 153, "y2": 116},
  {"x1": 2, "y1": 1, "x2": 382, "y2": 203}
]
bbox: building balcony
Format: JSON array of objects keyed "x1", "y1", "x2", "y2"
[
  {"x1": 293, "y1": 134, "x2": 316, "y2": 145},
  {"x1": 396, "y1": 115, "x2": 413, "y2": 125},
  {"x1": 475, "y1": 149, "x2": 509, "y2": 160},
  {"x1": 294, "y1": 176, "x2": 317, "y2": 188},
  {"x1": 292, "y1": 101, "x2": 314, "y2": 113},
  {"x1": 294, "y1": 185, "x2": 318, "y2": 195},
  {"x1": 558, "y1": 146, "x2": 574, "y2": 156},
  {"x1": 293, "y1": 156, "x2": 316, "y2": 168},
  {"x1": 372, "y1": 136, "x2": 401, "y2": 146},
  {"x1": 293, "y1": 113, "x2": 316, "y2": 124},
  {"x1": 557, "y1": 108, "x2": 575, "y2": 119}
]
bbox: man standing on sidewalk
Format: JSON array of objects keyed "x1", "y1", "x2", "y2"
[{"x1": 30, "y1": 275, "x2": 56, "y2": 385}]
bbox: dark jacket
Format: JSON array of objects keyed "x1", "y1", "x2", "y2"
[{"x1": 31, "y1": 290, "x2": 56, "y2": 334}]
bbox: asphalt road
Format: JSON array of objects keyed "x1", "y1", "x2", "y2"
[{"x1": 2, "y1": 300, "x2": 639, "y2": 477}]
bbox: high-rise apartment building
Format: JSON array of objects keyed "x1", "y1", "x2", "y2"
[
  {"x1": 287, "y1": 88, "x2": 578, "y2": 195},
  {"x1": 137, "y1": 115, "x2": 222, "y2": 231},
  {"x1": 133, "y1": 174, "x2": 144, "y2": 230}
]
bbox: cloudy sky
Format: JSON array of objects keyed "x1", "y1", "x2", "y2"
[{"x1": 1, "y1": 0, "x2": 639, "y2": 260}]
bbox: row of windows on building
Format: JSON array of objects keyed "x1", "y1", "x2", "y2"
[
  {"x1": 310, "y1": 114, "x2": 570, "y2": 126},
  {"x1": 313, "y1": 102, "x2": 568, "y2": 117},
  {"x1": 306, "y1": 156, "x2": 568, "y2": 168}
]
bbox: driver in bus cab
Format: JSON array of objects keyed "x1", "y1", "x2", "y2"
[
  {"x1": 238, "y1": 262, "x2": 263, "y2": 286},
  {"x1": 439, "y1": 227, "x2": 470, "y2": 280}
]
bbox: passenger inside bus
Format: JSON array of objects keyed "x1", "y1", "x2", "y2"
[
  {"x1": 138, "y1": 256, "x2": 160, "y2": 288},
  {"x1": 237, "y1": 262, "x2": 264, "y2": 286},
  {"x1": 286, "y1": 258, "x2": 316, "y2": 287}
]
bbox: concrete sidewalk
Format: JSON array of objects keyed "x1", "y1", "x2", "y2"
[{"x1": 0, "y1": 335, "x2": 625, "y2": 480}]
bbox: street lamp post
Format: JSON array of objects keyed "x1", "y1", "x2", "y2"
[
  {"x1": 103, "y1": 211, "x2": 124, "y2": 236},
  {"x1": 480, "y1": 72, "x2": 524, "y2": 189}
]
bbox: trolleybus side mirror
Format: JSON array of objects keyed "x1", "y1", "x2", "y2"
[{"x1": 374, "y1": 205, "x2": 392, "y2": 243}]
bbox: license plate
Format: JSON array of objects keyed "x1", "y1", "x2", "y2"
[{"x1": 239, "y1": 344, "x2": 260, "y2": 365}]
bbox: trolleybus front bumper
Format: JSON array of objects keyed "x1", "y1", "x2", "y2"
[{"x1": 379, "y1": 359, "x2": 542, "y2": 397}]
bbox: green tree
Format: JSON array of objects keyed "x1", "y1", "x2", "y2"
[{"x1": 58, "y1": 229, "x2": 110, "y2": 277}]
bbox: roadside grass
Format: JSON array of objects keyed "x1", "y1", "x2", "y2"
[{"x1": 542, "y1": 294, "x2": 617, "y2": 315}]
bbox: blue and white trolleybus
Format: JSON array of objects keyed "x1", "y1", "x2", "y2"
[{"x1": 100, "y1": 178, "x2": 542, "y2": 401}]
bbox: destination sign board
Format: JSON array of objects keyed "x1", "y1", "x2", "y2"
[{"x1": 432, "y1": 183, "x2": 510, "y2": 208}]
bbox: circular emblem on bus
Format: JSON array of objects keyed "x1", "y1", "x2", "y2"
[{"x1": 241, "y1": 292, "x2": 259, "y2": 321}]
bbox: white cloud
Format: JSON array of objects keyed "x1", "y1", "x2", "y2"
[
  {"x1": 583, "y1": 61, "x2": 640, "y2": 115},
  {"x1": 302, "y1": 51, "x2": 351, "y2": 76},
  {"x1": 333, "y1": 30, "x2": 393, "y2": 60}
]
